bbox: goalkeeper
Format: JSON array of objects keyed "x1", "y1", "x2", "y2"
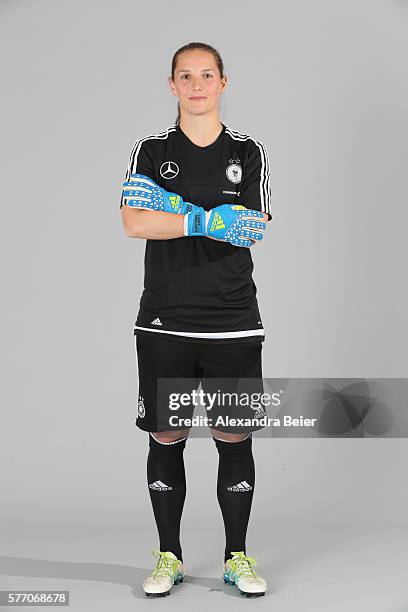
[{"x1": 119, "y1": 42, "x2": 272, "y2": 599}]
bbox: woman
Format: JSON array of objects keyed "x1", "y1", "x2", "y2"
[{"x1": 120, "y1": 42, "x2": 272, "y2": 598}]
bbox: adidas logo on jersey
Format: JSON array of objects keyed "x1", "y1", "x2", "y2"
[
  {"x1": 210, "y1": 212, "x2": 225, "y2": 232},
  {"x1": 227, "y1": 481, "x2": 253, "y2": 492},
  {"x1": 151, "y1": 317, "x2": 162, "y2": 326},
  {"x1": 149, "y1": 480, "x2": 173, "y2": 491}
]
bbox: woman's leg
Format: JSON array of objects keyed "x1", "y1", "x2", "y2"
[
  {"x1": 147, "y1": 429, "x2": 190, "y2": 562},
  {"x1": 210, "y1": 430, "x2": 255, "y2": 563},
  {"x1": 199, "y1": 341, "x2": 263, "y2": 564},
  {"x1": 135, "y1": 334, "x2": 200, "y2": 562}
]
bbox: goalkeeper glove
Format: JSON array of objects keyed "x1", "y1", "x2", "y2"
[
  {"x1": 122, "y1": 173, "x2": 200, "y2": 215},
  {"x1": 184, "y1": 204, "x2": 266, "y2": 248},
  {"x1": 122, "y1": 174, "x2": 266, "y2": 247}
]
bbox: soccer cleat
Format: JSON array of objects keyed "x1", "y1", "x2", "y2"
[
  {"x1": 222, "y1": 551, "x2": 267, "y2": 597},
  {"x1": 143, "y1": 550, "x2": 185, "y2": 597}
]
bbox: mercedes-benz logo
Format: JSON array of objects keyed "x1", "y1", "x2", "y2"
[{"x1": 160, "y1": 161, "x2": 179, "y2": 180}]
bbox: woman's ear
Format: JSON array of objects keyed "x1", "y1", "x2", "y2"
[{"x1": 168, "y1": 77, "x2": 177, "y2": 97}]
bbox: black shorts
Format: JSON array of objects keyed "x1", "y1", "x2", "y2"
[{"x1": 134, "y1": 333, "x2": 266, "y2": 434}]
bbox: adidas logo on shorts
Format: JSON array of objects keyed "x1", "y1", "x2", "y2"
[
  {"x1": 151, "y1": 317, "x2": 162, "y2": 326},
  {"x1": 149, "y1": 480, "x2": 173, "y2": 491},
  {"x1": 227, "y1": 480, "x2": 253, "y2": 492}
]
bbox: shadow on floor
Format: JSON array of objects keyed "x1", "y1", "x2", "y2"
[{"x1": 0, "y1": 556, "x2": 274, "y2": 600}]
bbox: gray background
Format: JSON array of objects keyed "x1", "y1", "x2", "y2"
[{"x1": 1, "y1": 0, "x2": 407, "y2": 610}]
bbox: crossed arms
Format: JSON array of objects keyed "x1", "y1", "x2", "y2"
[{"x1": 120, "y1": 174, "x2": 269, "y2": 248}]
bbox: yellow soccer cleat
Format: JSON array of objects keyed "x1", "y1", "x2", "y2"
[
  {"x1": 143, "y1": 550, "x2": 185, "y2": 597},
  {"x1": 222, "y1": 551, "x2": 267, "y2": 597}
]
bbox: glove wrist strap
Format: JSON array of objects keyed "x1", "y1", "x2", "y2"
[{"x1": 185, "y1": 208, "x2": 208, "y2": 237}]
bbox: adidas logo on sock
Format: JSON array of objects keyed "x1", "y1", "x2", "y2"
[
  {"x1": 151, "y1": 317, "x2": 162, "y2": 326},
  {"x1": 227, "y1": 480, "x2": 253, "y2": 492},
  {"x1": 149, "y1": 480, "x2": 173, "y2": 491}
]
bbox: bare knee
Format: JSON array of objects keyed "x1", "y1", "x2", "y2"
[
  {"x1": 151, "y1": 428, "x2": 190, "y2": 444},
  {"x1": 210, "y1": 429, "x2": 250, "y2": 443}
]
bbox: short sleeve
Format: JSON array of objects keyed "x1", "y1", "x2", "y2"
[
  {"x1": 120, "y1": 140, "x2": 155, "y2": 209},
  {"x1": 238, "y1": 139, "x2": 272, "y2": 221}
]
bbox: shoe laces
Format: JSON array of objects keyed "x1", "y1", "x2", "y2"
[
  {"x1": 151, "y1": 550, "x2": 180, "y2": 579},
  {"x1": 229, "y1": 551, "x2": 259, "y2": 579}
]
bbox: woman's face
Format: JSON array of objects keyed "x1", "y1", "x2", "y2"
[{"x1": 169, "y1": 49, "x2": 227, "y2": 119}]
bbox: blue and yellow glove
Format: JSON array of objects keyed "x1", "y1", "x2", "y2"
[
  {"x1": 121, "y1": 174, "x2": 266, "y2": 247},
  {"x1": 184, "y1": 204, "x2": 266, "y2": 248},
  {"x1": 122, "y1": 173, "x2": 200, "y2": 215}
]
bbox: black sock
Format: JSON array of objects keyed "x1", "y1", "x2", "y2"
[
  {"x1": 147, "y1": 433, "x2": 187, "y2": 563},
  {"x1": 213, "y1": 435, "x2": 255, "y2": 563}
]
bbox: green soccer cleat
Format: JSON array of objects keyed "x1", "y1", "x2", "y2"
[
  {"x1": 143, "y1": 550, "x2": 185, "y2": 597},
  {"x1": 222, "y1": 551, "x2": 267, "y2": 597}
]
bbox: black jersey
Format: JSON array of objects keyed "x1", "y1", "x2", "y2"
[{"x1": 120, "y1": 123, "x2": 272, "y2": 345}]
